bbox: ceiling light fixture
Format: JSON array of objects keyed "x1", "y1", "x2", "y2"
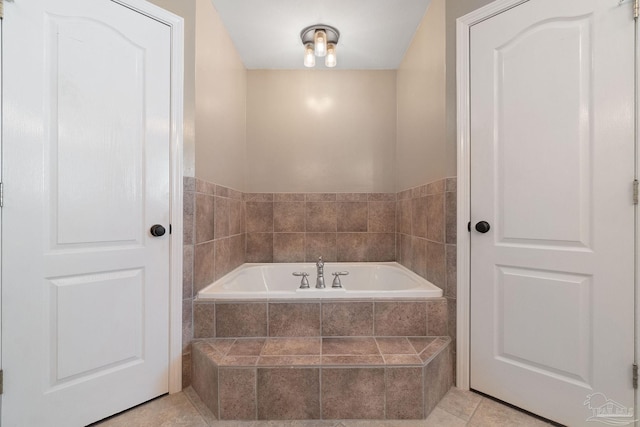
[{"x1": 300, "y1": 24, "x2": 340, "y2": 68}]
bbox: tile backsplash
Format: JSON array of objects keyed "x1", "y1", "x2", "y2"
[{"x1": 245, "y1": 192, "x2": 396, "y2": 263}]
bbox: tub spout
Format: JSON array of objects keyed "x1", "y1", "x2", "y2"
[{"x1": 316, "y1": 256, "x2": 325, "y2": 289}]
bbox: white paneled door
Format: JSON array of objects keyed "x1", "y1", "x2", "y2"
[
  {"x1": 2, "y1": 0, "x2": 172, "y2": 425},
  {"x1": 469, "y1": 0, "x2": 635, "y2": 425}
]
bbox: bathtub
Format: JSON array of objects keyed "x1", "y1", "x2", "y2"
[{"x1": 197, "y1": 262, "x2": 443, "y2": 300}]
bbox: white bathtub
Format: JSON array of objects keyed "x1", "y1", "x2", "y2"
[{"x1": 197, "y1": 262, "x2": 443, "y2": 300}]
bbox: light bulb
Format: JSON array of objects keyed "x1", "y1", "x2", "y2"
[
  {"x1": 314, "y1": 30, "x2": 327, "y2": 57},
  {"x1": 304, "y1": 43, "x2": 315, "y2": 67},
  {"x1": 325, "y1": 43, "x2": 337, "y2": 68}
]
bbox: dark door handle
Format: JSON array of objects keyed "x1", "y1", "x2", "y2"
[
  {"x1": 150, "y1": 224, "x2": 166, "y2": 237},
  {"x1": 475, "y1": 221, "x2": 491, "y2": 233}
]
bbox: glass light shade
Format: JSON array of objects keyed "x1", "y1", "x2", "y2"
[
  {"x1": 325, "y1": 43, "x2": 337, "y2": 67},
  {"x1": 304, "y1": 43, "x2": 315, "y2": 67},
  {"x1": 314, "y1": 30, "x2": 327, "y2": 57}
]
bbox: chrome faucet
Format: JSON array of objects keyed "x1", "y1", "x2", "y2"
[
  {"x1": 316, "y1": 256, "x2": 325, "y2": 289},
  {"x1": 292, "y1": 272, "x2": 310, "y2": 288},
  {"x1": 331, "y1": 271, "x2": 349, "y2": 288}
]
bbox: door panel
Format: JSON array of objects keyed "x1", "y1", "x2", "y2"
[
  {"x1": 470, "y1": 0, "x2": 634, "y2": 425},
  {"x1": 52, "y1": 15, "x2": 145, "y2": 247},
  {"x1": 3, "y1": 1, "x2": 171, "y2": 425},
  {"x1": 496, "y1": 16, "x2": 591, "y2": 248}
]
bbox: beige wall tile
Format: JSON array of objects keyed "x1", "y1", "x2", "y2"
[
  {"x1": 273, "y1": 202, "x2": 305, "y2": 232},
  {"x1": 246, "y1": 202, "x2": 273, "y2": 233},
  {"x1": 369, "y1": 201, "x2": 396, "y2": 233},
  {"x1": 183, "y1": 191, "x2": 195, "y2": 245},
  {"x1": 193, "y1": 303, "x2": 215, "y2": 339},
  {"x1": 268, "y1": 303, "x2": 321, "y2": 337},
  {"x1": 191, "y1": 342, "x2": 219, "y2": 417},
  {"x1": 386, "y1": 367, "x2": 424, "y2": 419},
  {"x1": 321, "y1": 368, "x2": 385, "y2": 419},
  {"x1": 427, "y1": 193, "x2": 445, "y2": 242},
  {"x1": 305, "y1": 233, "x2": 337, "y2": 262},
  {"x1": 367, "y1": 233, "x2": 396, "y2": 262},
  {"x1": 337, "y1": 233, "x2": 368, "y2": 262},
  {"x1": 306, "y1": 202, "x2": 337, "y2": 232},
  {"x1": 213, "y1": 238, "x2": 231, "y2": 281},
  {"x1": 321, "y1": 302, "x2": 373, "y2": 337},
  {"x1": 246, "y1": 233, "x2": 273, "y2": 263},
  {"x1": 216, "y1": 303, "x2": 268, "y2": 337},
  {"x1": 257, "y1": 368, "x2": 320, "y2": 420},
  {"x1": 374, "y1": 302, "x2": 427, "y2": 336},
  {"x1": 219, "y1": 368, "x2": 257, "y2": 420},
  {"x1": 195, "y1": 193, "x2": 215, "y2": 243},
  {"x1": 337, "y1": 202, "x2": 368, "y2": 232},
  {"x1": 273, "y1": 233, "x2": 305, "y2": 263},
  {"x1": 193, "y1": 241, "x2": 214, "y2": 292},
  {"x1": 427, "y1": 241, "x2": 446, "y2": 289},
  {"x1": 183, "y1": 245, "x2": 194, "y2": 299}
]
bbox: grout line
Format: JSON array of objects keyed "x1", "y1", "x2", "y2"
[
  {"x1": 467, "y1": 395, "x2": 485, "y2": 423},
  {"x1": 318, "y1": 363, "x2": 323, "y2": 420},
  {"x1": 253, "y1": 365, "x2": 258, "y2": 421}
]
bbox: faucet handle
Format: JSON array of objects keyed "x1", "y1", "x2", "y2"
[
  {"x1": 292, "y1": 272, "x2": 310, "y2": 289},
  {"x1": 331, "y1": 271, "x2": 349, "y2": 288}
]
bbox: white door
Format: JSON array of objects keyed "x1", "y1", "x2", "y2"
[
  {"x1": 470, "y1": 0, "x2": 635, "y2": 425},
  {"x1": 2, "y1": 0, "x2": 171, "y2": 425}
]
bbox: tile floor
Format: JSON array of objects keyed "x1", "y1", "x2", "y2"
[{"x1": 95, "y1": 386, "x2": 555, "y2": 427}]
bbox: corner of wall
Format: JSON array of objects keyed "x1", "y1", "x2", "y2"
[
  {"x1": 194, "y1": 0, "x2": 247, "y2": 191},
  {"x1": 396, "y1": 0, "x2": 447, "y2": 191}
]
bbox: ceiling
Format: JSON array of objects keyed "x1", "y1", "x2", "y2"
[{"x1": 209, "y1": 0, "x2": 433, "y2": 70}]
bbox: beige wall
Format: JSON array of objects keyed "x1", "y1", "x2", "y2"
[
  {"x1": 445, "y1": 0, "x2": 495, "y2": 176},
  {"x1": 396, "y1": 0, "x2": 446, "y2": 191},
  {"x1": 146, "y1": 0, "x2": 197, "y2": 177},
  {"x1": 246, "y1": 70, "x2": 397, "y2": 193},
  {"x1": 194, "y1": 0, "x2": 247, "y2": 190}
]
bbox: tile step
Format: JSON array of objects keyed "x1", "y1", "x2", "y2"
[{"x1": 191, "y1": 336, "x2": 452, "y2": 420}]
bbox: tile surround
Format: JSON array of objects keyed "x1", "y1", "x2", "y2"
[
  {"x1": 184, "y1": 177, "x2": 247, "y2": 386},
  {"x1": 193, "y1": 298, "x2": 448, "y2": 339},
  {"x1": 183, "y1": 176, "x2": 457, "y2": 386},
  {"x1": 396, "y1": 177, "x2": 457, "y2": 380},
  {"x1": 322, "y1": 368, "x2": 386, "y2": 419},
  {"x1": 257, "y1": 367, "x2": 321, "y2": 420},
  {"x1": 191, "y1": 336, "x2": 452, "y2": 421},
  {"x1": 246, "y1": 193, "x2": 397, "y2": 262}
]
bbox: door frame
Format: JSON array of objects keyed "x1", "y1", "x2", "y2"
[
  {"x1": 0, "y1": 0, "x2": 185, "y2": 393},
  {"x1": 456, "y1": 0, "x2": 638, "y2": 407}
]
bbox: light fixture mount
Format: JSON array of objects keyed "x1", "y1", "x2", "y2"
[
  {"x1": 300, "y1": 24, "x2": 340, "y2": 68},
  {"x1": 300, "y1": 24, "x2": 340, "y2": 46}
]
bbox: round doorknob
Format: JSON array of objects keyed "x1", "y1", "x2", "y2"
[
  {"x1": 475, "y1": 221, "x2": 491, "y2": 233},
  {"x1": 150, "y1": 224, "x2": 166, "y2": 237}
]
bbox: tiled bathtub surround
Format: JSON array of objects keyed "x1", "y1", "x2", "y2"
[
  {"x1": 396, "y1": 177, "x2": 457, "y2": 377},
  {"x1": 191, "y1": 336, "x2": 451, "y2": 420},
  {"x1": 183, "y1": 177, "x2": 247, "y2": 387},
  {"x1": 193, "y1": 298, "x2": 449, "y2": 339},
  {"x1": 183, "y1": 177, "x2": 457, "y2": 385},
  {"x1": 245, "y1": 192, "x2": 396, "y2": 263}
]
